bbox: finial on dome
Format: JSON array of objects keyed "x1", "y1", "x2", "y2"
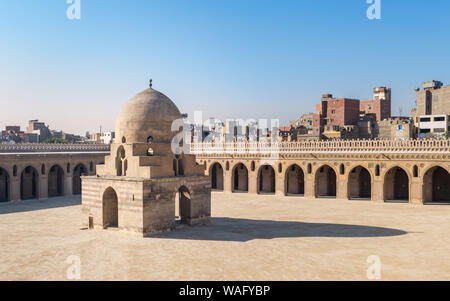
[{"x1": 149, "y1": 79, "x2": 153, "y2": 88}]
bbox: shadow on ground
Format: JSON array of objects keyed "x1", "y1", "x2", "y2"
[
  {"x1": 0, "y1": 196, "x2": 81, "y2": 215},
  {"x1": 152, "y1": 217, "x2": 407, "y2": 242}
]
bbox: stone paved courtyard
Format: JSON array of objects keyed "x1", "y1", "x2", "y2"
[{"x1": 1, "y1": 192, "x2": 449, "y2": 281}]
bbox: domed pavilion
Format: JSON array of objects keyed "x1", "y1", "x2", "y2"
[{"x1": 81, "y1": 83, "x2": 211, "y2": 237}]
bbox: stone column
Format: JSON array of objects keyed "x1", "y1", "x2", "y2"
[
  {"x1": 372, "y1": 180, "x2": 384, "y2": 202},
  {"x1": 410, "y1": 179, "x2": 423, "y2": 205},
  {"x1": 10, "y1": 177, "x2": 21, "y2": 202},
  {"x1": 39, "y1": 175, "x2": 48, "y2": 200},
  {"x1": 337, "y1": 178, "x2": 347, "y2": 200},
  {"x1": 65, "y1": 174, "x2": 73, "y2": 196},
  {"x1": 248, "y1": 172, "x2": 258, "y2": 194},
  {"x1": 304, "y1": 173, "x2": 315, "y2": 199},
  {"x1": 276, "y1": 172, "x2": 285, "y2": 196},
  {"x1": 223, "y1": 170, "x2": 232, "y2": 193}
]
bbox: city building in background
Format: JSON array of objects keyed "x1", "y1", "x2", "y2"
[
  {"x1": 412, "y1": 80, "x2": 450, "y2": 138},
  {"x1": 26, "y1": 120, "x2": 52, "y2": 143},
  {"x1": 1, "y1": 126, "x2": 38, "y2": 143},
  {"x1": 360, "y1": 87, "x2": 392, "y2": 122}
]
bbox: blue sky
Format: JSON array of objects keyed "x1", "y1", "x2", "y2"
[{"x1": 1, "y1": 0, "x2": 449, "y2": 135}]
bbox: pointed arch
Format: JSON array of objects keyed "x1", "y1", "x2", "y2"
[
  {"x1": 348, "y1": 166, "x2": 372, "y2": 200},
  {"x1": 315, "y1": 165, "x2": 337, "y2": 198},
  {"x1": 258, "y1": 164, "x2": 275, "y2": 194},
  {"x1": 210, "y1": 162, "x2": 224, "y2": 190},
  {"x1": 383, "y1": 166, "x2": 409, "y2": 202},
  {"x1": 285, "y1": 164, "x2": 305, "y2": 195},
  {"x1": 0, "y1": 167, "x2": 10, "y2": 202},
  {"x1": 103, "y1": 187, "x2": 118, "y2": 228},
  {"x1": 232, "y1": 163, "x2": 249, "y2": 192},
  {"x1": 48, "y1": 164, "x2": 64, "y2": 197}
]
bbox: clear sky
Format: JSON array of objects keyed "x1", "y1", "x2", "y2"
[{"x1": 1, "y1": 0, "x2": 449, "y2": 135}]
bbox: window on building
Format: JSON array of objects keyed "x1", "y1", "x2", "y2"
[
  {"x1": 434, "y1": 117, "x2": 445, "y2": 122},
  {"x1": 420, "y1": 117, "x2": 431, "y2": 122}
]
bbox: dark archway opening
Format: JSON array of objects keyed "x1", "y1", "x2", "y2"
[
  {"x1": 233, "y1": 163, "x2": 248, "y2": 192},
  {"x1": 348, "y1": 166, "x2": 372, "y2": 200},
  {"x1": 211, "y1": 163, "x2": 224, "y2": 191},
  {"x1": 48, "y1": 165, "x2": 64, "y2": 197},
  {"x1": 0, "y1": 168, "x2": 10, "y2": 202},
  {"x1": 423, "y1": 166, "x2": 450, "y2": 203},
  {"x1": 175, "y1": 186, "x2": 191, "y2": 224},
  {"x1": 21, "y1": 166, "x2": 39, "y2": 200},
  {"x1": 103, "y1": 187, "x2": 118, "y2": 228},
  {"x1": 258, "y1": 165, "x2": 275, "y2": 194},
  {"x1": 384, "y1": 167, "x2": 409, "y2": 202},
  {"x1": 73, "y1": 164, "x2": 87, "y2": 195},
  {"x1": 315, "y1": 165, "x2": 336, "y2": 198},
  {"x1": 285, "y1": 165, "x2": 304, "y2": 195}
]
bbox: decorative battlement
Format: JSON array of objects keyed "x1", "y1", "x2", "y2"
[
  {"x1": 0, "y1": 143, "x2": 110, "y2": 153},
  {"x1": 190, "y1": 139, "x2": 450, "y2": 154}
]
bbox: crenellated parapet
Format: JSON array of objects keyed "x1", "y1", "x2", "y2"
[
  {"x1": 0, "y1": 143, "x2": 110, "y2": 153},
  {"x1": 190, "y1": 139, "x2": 450, "y2": 155}
]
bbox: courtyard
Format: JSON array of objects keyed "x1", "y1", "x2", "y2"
[{"x1": 0, "y1": 192, "x2": 449, "y2": 281}]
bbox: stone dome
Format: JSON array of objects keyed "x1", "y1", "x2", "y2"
[{"x1": 115, "y1": 88, "x2": 182, "y2": 144}]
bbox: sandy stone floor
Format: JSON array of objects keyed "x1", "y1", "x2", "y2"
[{"x1": 1, "y1": 192, "x2": 450, "y2": 281}]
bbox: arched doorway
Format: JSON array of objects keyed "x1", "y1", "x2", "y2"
[
  {"x1": 210, "y1": 163, "x2": 224, "y2": 191},
  {"x1": 258, "y1": 165, "x2": 275, "y2": 194},
  {"x1": 384, "y1": 167, "x2": 409, "y2": 202},
  {"x1": 175, "y1": 186, "x2": 191, "y2": 224},
  {"x1": 423, "y1": 166, "x2": 450, "y2": 203},
  {"x1": 21, "y1": 166, "x2": 39, "y2": 200},
  {"x1": 48, "y1": 165, "x2": 64, "y2": 197},
  {"x1": 0, "y1": 167, "x2": 10, "y2": 202},
  {"x1": 73, "y1": 164, "x2": 87, "y2": 195},
  {"x1": 315, "y1": 165, "x2": 336, "y2": 198},
  {"x1": 285, "y1": 164, "x2": 304, "y2": 195},
  {"x1": 348, "y1": 166, "x2": 372, "y2": 200},
  {"x1": 103, "y1": 187, "x2": 118, "y2": 228},
  {"x1": 232, "y1": 163, "x2": 248, "y2": 192}
]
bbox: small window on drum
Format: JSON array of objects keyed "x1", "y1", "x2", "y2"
[
  {"x1": 147, "y1": 136, "x2": 153, "y2": 144},
  {"x1": 147, "y1": 148, "x2": 154, "y2": 156},
  {"x1": 122, "y1": 137, "x2": 126, "y2": 143}
]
